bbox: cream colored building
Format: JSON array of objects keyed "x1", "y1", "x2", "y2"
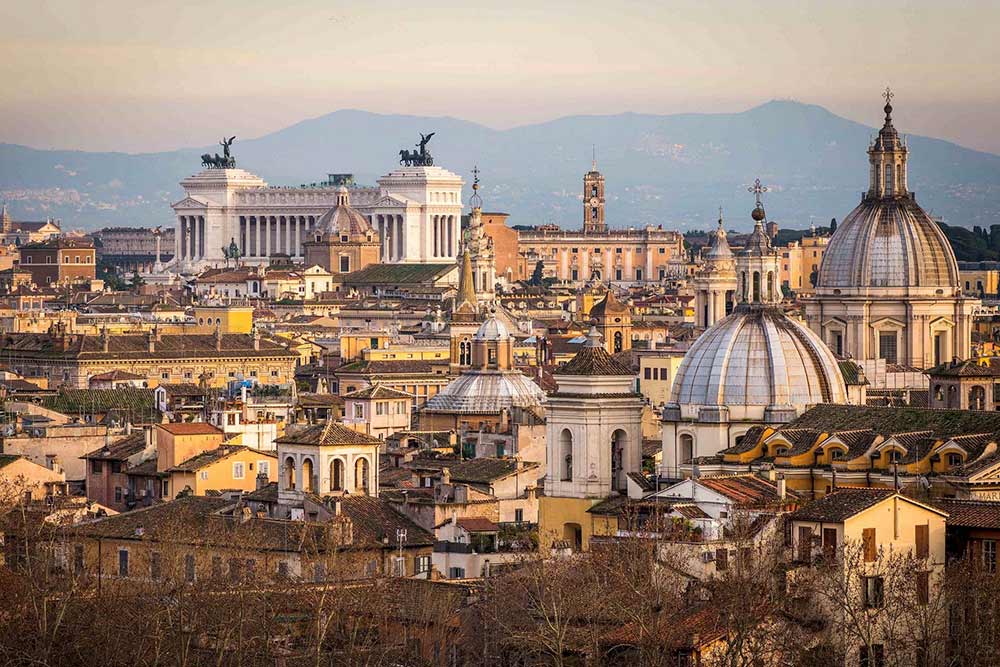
[
  {"x1": 342, "y1": 384, "x2": 412, "y2": 440},
  {"x1": 779, "y1": 233, "x2": 828, "y2": 295},
  {"x1": 803, "y1": 96, "x2": 977, "y2": 368}
]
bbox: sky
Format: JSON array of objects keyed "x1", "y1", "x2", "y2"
[{"x1": 1, "y1": 0, "x2": 999, "y2": 154}]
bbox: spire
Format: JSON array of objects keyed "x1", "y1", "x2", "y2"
[
  {"x1": 335, "y1": 185, "x2": 350, "y2": 207},
  {"x1": 868, "y1": 87, "x2": 908, "y2": 199},
  {"x1": 705, "y1": 207, "x2": 733, "y2": 260},
  {"x1": 457, "y1": 249, "x2": 476, "y2": 309},
  {"x1": 591, "y1": 144, "x2": 597, "y2": 172},
  {"x1": 584, "y1": 324, "x2": 603, "y2": 348}
]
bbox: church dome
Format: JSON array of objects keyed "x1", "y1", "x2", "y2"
[
  {"x1": 817, "y1": 196, "x2": 959, "y2": 291},
  {"x1": 589, "y1": 289, "x2": 628, "y2": 319},
  {"x1": 669, "y1": 306, "x2": 847, "y2": 418},
  {"x1": 315, "y1": 186, "x2": 373, "y2": 238},
  {"x1": 473, "y1": 316, "x2": 510, "y2": 342},
  {"x1": 817, "y1": 94, "x2": 960, "y2": 293}
]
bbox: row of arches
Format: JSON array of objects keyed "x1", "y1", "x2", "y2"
[
  {"x1": 557, "y1": 428, "x2": 629, "y2": 491},
  {"x1": 738, "y1": 269, "x2": 777, "y2": 303},
  {"x1": 283, "y1": 455, "x2": 371, "y2": 495}
]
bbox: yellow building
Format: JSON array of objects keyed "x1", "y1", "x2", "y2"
[
  {"x1": 0, "y1": 325, "x2": 299, "y2": 390},
  {"x1": 589, "y1": 290, "x2": 632, "y2": 355},
  {"x1": 155, "y1": 422, "x2": 226, "y2": 473},
  {"x1": 188, "y1": 305, "x2": 254, "y2": 334},
  {"x1": 778, "y1": 234, "x2": 829, "y2": 295},
  {"x1": 0, "y1": 454, "x2": 67, "y2": 501},
  {"x1": 637, "y1": 350, "x2": 686, "y2": 406},
  {"x1": 166, "y1": 444, "x2": 278, "y2": 496},
  {"x1": 959, "y1": 263, "x2": 1000, "y2": 297},
  {"x1": 340, "y1": 333, "x2": 393, "y2": 362}
]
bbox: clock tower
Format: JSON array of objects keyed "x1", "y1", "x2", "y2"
[{"x1": 583, "y1": 162, "x2": 606, "y2": 234}]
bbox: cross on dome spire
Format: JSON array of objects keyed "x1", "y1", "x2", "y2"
[
  {"x1": 469, "y1": 165, "x2": 482, "y2": 209},
  {"x1": 883, "y1": 86, "x2": 894, "y2": 120},
  {"x1": 748, "y1": 178, "x2": 769, "y2": 208}
]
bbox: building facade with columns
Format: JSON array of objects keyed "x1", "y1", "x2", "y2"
[
  {"x1": 515, "y1": 166, "x2": 686, "y2": 285},
  {"x1": 170, "y1": 158, "x2": 463, "y2": 274}
]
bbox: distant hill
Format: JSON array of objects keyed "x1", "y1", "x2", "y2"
[{"x1": 2, "y1": 101, "x2": 999, "y2": 232}]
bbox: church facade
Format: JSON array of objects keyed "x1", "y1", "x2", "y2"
[{"x1": 169, "y1": 146, "x2": 463, "y2": 273}]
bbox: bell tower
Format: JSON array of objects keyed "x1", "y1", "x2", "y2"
[
  {"x1": 583, "y1": 158, "x2": 606, "y2": 234},
  {"x1": 867, "y1": 87, "x2": 909, "y2": 200}
]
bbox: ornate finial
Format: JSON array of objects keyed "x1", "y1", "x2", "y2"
[
  {"x1": 469, "y1": 165, "x2": 482, "y2": 209},
  {"x1": 717, "y1": 206, "x2": 724, "y2": 229},
  {"x1": 592, "y1": 144, "x2": 597, "y2": 171},
  {"x1": 882, "y1": 86, "x2": 894, "y2": 121},
  {"x1": 748, "y1": 178, "x2": 768, "y2": 222}
]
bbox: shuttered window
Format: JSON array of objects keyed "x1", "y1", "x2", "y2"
[
  {"x1": 863, "y1": 528, "x2": 877, "y2": 562},
  {"x1": 915, "y1": 524, "x2": 929, "y2": 559}
]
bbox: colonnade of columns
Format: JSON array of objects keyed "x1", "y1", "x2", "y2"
[
  {"x1": 375, "y1": 214, "x2": 404, "y2": 262},
  {"x1": 432, "y1": 214, "x2": 456, "y2": 258},
  {"x1": 177, "y1": 215, "x2": 205, "y2": 260},
  {"x1": 237, "y1": 215, "x2": 317, "y2": 259}
]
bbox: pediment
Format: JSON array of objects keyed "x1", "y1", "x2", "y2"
[
  {"x1": 370, "y1": 194, "x2": 414, "y2": 208},
  {"x1": 171, "y1": 195, "x2": 211, "y2": 210},
  {"x1": 869, "y1": 316, "x2": 906, "y2": 330},
  {"x1": 929, "y1": 316, "x2": 956, "y2": 330}
]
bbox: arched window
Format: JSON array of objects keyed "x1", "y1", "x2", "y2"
[
  {"x1": 679, "y1": 434, "x2": 694, "y2": 465},
  {"x1": 459, "y1": 339, "x2": 471, "y2": 366},
  {"x1": 887, "y1": 449, "x2": 902, "y2": 464},
  {"x1": 970, "y1": 386, "x2": 986, "y2": 411},
  {"x1": 613, "y1": 331, "x2": 623, "y2": 353},
  {"x1": 331, "y1": 459, "x2": 344, "y2": 491},
  {"x1": 752, "y1": 271, "x2": 761, "y2": 302},
  {"x1": 302, "y1": 458, "x2": 315, "y2": 493},
  {"x1": 933, "y1": 385, "x2": 944, "y2": 402},
  {"x1": 885, "y1": 163, "x2": 894, "y2": 194},
  {"x1": 611, "y1": 429, "x2": 627, "y2": 491},
  {"x1": 284, "y1": 456, "x2": 296, "y2": 491},
  {"x1": 355, "y1": 457, "x2": 370, "y2": 494},
  {"x1": 559, "y1": 429, "x2": 573, "y2": 481},
  {"x1": 767, "y1": 271, "x2": 775, "y2": 302}
]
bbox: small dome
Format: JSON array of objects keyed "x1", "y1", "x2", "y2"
[
  {"x1": 818, "y1": 197, "x2": 959, "y2": 290},
  {"x1": 473, "y1": 316, "x2": 510, "y2": 342},
  {"x1": 315, "y1": 186, "x2": 373, "y2": 238},
  {"x1": 670, "y1": 306, "x2": 847, "y2": 413}
]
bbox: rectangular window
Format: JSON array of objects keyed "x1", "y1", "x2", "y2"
[
  {"x1": 110, "y1": 461, "x2": 122, "y2": 474},
  {"x1": 864, "y1": 576, "x2": 884, "y2": 608},
  {"x1": 258, "y1": 460, "x2": 270, "y2": 477},
  {"x1": 353, "y1": 404, "x2": 364, "y2": 418},
  {"x1": 184, "y1": 554, "x2": 196, "y2": 582},
  {"x1": 199, "y1": 471, "x2": 209, "y2": 481},
  {"x1": 984, "y1": 540, "x2": 997, "y2": 573},
  {"x1": 449, "y1": 567, "x2": 466, "y2": 579},
  {"x1": 118, "y1": 549, "x2": 129, "y2": 578},
  {"x1": 314, "y1": 562, "x2": 326, "y2": 582},
  {"x1": 879, "y1": 332, "x2": 898, "y2": 365},
  {"x1": 415, "y1": 555, "x2": 431, "y2": 574},
  {"x1": 860, "y1": 644, "x2": 885, "y2": 667},
  {"x1": 73, "y1": 544, "x2": 84, "y2": 574},
  {"x1": 233, "y1": 462, "x2": 245, "y2": 480},
  {"x1": 212, "y1": 556, "x2": 223, "y2": 579},
  {"x1": 916, "y1": 571, "x2": 929, "y2": 606},
  {"x1": 715, "y1": 548, "x2": 729, "y2": 571},
  {"x1": 277, "y1": 561, "x2": 289, "y2": 578},
  {"x1": 915, "y1": 524, "x2": 929, "y2": 559},
  {"x1": 114, "y1": 487, "x2": 122, "y2": 502},
  {"x1": 822, "y1": 528, "x2": 837, "y2": 559},
  {"x1": 515, "y1": 508, "x2": 524, "y2": 523},
  {"x1": 394, "y1": 557, "x2": 406, "y2": 577},
  {"x1": 91, "y1": 460, "x2": 103, "y2": 474},
  {"x1": 644, "y1": 368, "x2": 651, "y2": 380},
  {"x1": 863, "y1": 528, "x2": 877, "y2": 562},
  {"x1": 150, "y1": 552, "x2": 162, "y2": 580},
  {"x1": 340, "y1": 256, "x2": 350, "y2": 272},
  {"x1": 376, "y1": 402, "x2": 385, "y2": 416}
]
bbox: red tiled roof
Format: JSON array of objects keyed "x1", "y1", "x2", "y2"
[
  {"x1": 698, "y1": 475, "x2": 786, "y2": 506},
  {"x1": 933, "y1": 498, "x2": 1000, "y2": 529},
  {"x1": 456, "y1": 517, "x2": 499, "y2": 533},
  {"x1": 156, "y1": 422, "x2": 223, "y2": 436}
]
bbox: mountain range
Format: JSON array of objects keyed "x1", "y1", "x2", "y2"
[{"x1": 1, "y1": 100, "x2": 999, "y2": 232}]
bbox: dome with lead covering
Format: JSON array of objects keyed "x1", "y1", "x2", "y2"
[
  {"x1": 315, "y1": 186, "x2": 373, "y2": 238},
  {"x1": 669, "y1": 305, "x2": 847, "y2": 420}
]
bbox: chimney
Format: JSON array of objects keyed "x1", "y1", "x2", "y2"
[
  {"x1": 441, "y1": 467, "x2": 451, "y2": 486},
  {"x1": 100, "y1": 327, "x2": 109, "y2": 353},
  {"x1": 215, "y1": 323, "x2": 223, "y2": 351},
  {"x1": 776, "y1": 473, "x2": 787, "y2": 501},
  {"x1": 253, "y1": 329, "x2": 261, "y2": 351},
  {"x1": 255, "y1": 471, "x2": 268, "y2": 490},
  {"x1": 147, "y1": 331, "x2": 155, "y2": 353},
  {"x1": 333, "y1": 498, "x2": 342, "y2": 516}
]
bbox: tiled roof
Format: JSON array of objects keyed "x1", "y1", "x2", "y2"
[
  {"x1": 168, "y1": 445, "x2": 270, "y2": 472},
  {"x1": 157, "y1": 422, "x2": 223, "y2": 436},
  {"x1": 343, "y1": 263, "x2": 455, "y2": 286},
  {"x1": 0, "y1": 332, "x2": 296, "y2": 361},
  {"x1": 829, "y1": 429, "x2": 880, "y2": 459},
  {"x1": 672, "y1": 503, "x2": 711, "y2": 519},
  {"x1": 838, "y1": 360, "x2": 869, "y2": 385},
  {"x1": 42, "y1": 388, "x2": 159, "y2": 422},
  {"x1": 158, "y1": 383, "x2": 206, "y2": 396},
  {"x1": 788, "y1": 487, "x2": 895, "y2": 523},
  {"x1": 337, "y1": 359, "x2": 436, "y2": 375},
  {"x1": 932, "y1": 499, "x2": 1000, "y2": 529},
  {"x1": 275, "y1": 421, "x2": 382, "y2": 447},
  {"x1": 455, "y1": 517, "x2": 499, "y2": 533},
  {"x1": 297, "y1": 393, "x2": 344, "y2": 407},
  {"x1": 83, "y1": 431, "x2": 146, "y2": 460},
  {"x1": 772, "y1": 428, "x2": 822, "y2": 456},
  {"x1": 339, "y1": 495, "x2": 434, "y2": 546},
  {"x1": 698, "y1": 475, "x2": 789, "y2": 506},
  {"x1": 927, "y1": 359, "x2": 1000, "y2": 378},
  {"x1": 554, "y1": 336, "x2": 634, "y2": 377},
  {"x1": 589, "y1": 290, "x2": 629, "y2": 318},
  {"x1": 89, "y1": 369, "x2": 146, "y2": 381},
  {"x1": 721, "y1": 426, "x2": 767, "y2": 455},
  {"x1": 344, "y1": 384, "x2": 413, "y2": 400},
  {"x1": 447, "y1": 458, "x2": 532, "y2": 484},
  {"x1": 784, "y1": 404, "x2": 1000, "y2": 441}
]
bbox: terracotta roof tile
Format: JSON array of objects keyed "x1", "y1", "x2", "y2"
[{"x1": 788, "y1": 487, "x2": 895, "y2": 523}]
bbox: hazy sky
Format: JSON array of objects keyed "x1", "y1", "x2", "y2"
[{"x1": 2, "y1": 0, "x2": 998, "y2": 154}]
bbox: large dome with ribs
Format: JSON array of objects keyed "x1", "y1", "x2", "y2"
[
  {"x1": 670, "y1": 306, "x2": 847, "y2": 410},
  {"x1": 817, "y1": 196, "x2": 960, "y2": 290}
]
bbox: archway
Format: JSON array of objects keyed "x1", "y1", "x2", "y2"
[
  {"x1": 355, "y1": 457, "x2": 370, "y2": 494},
  {"x1": 679, "y1": 433, "x2": 694, "y2": 465},
  {"x1": 970, "y1": 385, "x2": 986, "y2": 411},
  {"x1": 330, "y1": 458, "x2": 344, "y2": 492},
  {"x1": 302, "y1": 458, "x2": 315, "y2": 493},
  {"x1": 613, "y1": 331, "x2": 623, "y2": 353},
  {"x1": 611, "y1": 429, "x2": 628, "y2": 491},
  {"x1": 559, "y1": 429, "x2": 573, "y2": 481},
  {"x1": 284, "y1": 456, "x2": 296, "y2": 491}
]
